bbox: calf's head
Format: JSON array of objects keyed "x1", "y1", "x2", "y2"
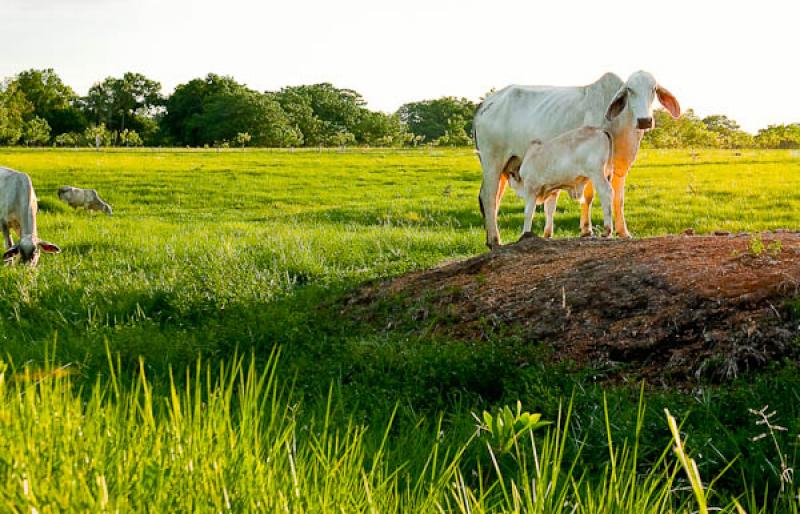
[
  {"x1": 605, "y1": 71, "x2": 681, "y2": 129},
  {"x1": 3, "y1": 236, "x2": 61, "y2": 266}
]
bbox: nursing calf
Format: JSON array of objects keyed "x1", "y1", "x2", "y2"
[
  {"x1": 0, "y1": 167, "x2": 61, "y2": 265},
  {"x1": 510, "y1": 127, "x2": 614, "y2": 238}
]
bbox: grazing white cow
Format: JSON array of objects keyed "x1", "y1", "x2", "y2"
[
  {"x1": 0, "y1": 167, "x2": 61, "y2": 265},
  {"x1": 509, "y1": 127, "x2": 614, "y2": 238},
  {"x1": 474, "y1": 71, "x2": 680, "y2": 248},
  {"x1": 57, "y1": 186, "x2": 113, "y2": 215}
]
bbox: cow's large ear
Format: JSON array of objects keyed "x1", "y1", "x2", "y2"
[
  {"x1": 3, "y1": 245, "x2": 19, "y2": 261},
  {"x1": 656, "y1": 85, "x2": 680, "y2": 118},
  {"x1": 38, "y1": 241, "x2": 61, "y2": 254},
  {"x1": 605, "y1": 89, "x2": 628, "y2": 121}
]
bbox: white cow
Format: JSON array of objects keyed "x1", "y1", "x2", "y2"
[
  {"x1": 474, "y1": 71, "x2": 680, "y2": 248},
  {"x1": 58, "y1": 186, "x2": 113, "y2": 215},
  {"x1": 0, "y1": 167, "x2": 61, "y2": 265},
  {"x1": 509, "y1": 127, "x2": 614, "y2": 238}
]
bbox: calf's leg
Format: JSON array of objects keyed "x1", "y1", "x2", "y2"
[
  {"x1": 542, "y1": 192, "x2": 559, "y2": 238},
  {"x1": 592, "y1": 174, "x2": 615, "y2": 238},
  {"x1": 522, "y1": 196, "x2": 536, "y2": 236}
]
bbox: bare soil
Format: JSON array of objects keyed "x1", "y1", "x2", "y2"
[{"x1": 346, "y1": 232, "x2": 800, "y2": 384}]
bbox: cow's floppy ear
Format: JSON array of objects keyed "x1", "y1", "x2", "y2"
[
  {"x1": 656, "y1": 85, "x2": 680, "y2": 118},
  {"x1": 38, "y1": 241, "x2": 61, "y2": 254},
  {"x1": 605, "y1": 89, "x2": 628, "y2": 121},
  {"x1": 3, "y1": 245, "x2": 19, "y2": 261}
]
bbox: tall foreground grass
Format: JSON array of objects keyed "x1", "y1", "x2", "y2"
[
  {"x1": 0, "y1": 149, "x2": 798, "y2": 511},
  {"x1": 0, "y1": 351, "x2": 796, "y2": 513}
]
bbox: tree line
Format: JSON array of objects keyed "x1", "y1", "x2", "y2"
[{"x1": 1, "y1": 68, "x2": 798, "y2": 149}]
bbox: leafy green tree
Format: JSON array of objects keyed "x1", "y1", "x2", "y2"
[
  {"x1": 84, "y1": 72, "x2": 162, "y2": 141},
  {"x1": 161, "y1": 74, "x2": 234, "y2": 146},
  {"x1": 328, "y1": 131, "x2": 356, "y2": 147},
  {"x1": 162, "y1": 74, "x2": 301, "y2": 147},
  {"x1": 23, "y1": 116, "x2": 51, "y2": 146},
  {"x1": 54, "y1": 132, "x2": 80, "y2": 147},
  {"x1": 84, "y1": 123, "x2": 112, "y2": 148},
  {"x1": 118, "y1": 128, "x2": 143, "y2": 147},
  {"x1": 754, "y1": 124, "x2": 800, "y2": 149},
  {"x1": 269, "y1": 88, "x2": 316, "y2": 145},
  {"x1": 11, "y1": 69, "x2": 86, "y2": 135},
  {"x1": 200, "y1": 88, "x2": 301, "y2": 147},
  {"x1": 434, "y1": 115, "x2": 473, "y2": 146},
  {"x1": 396, "y1": 97, "x2": 477, "y2": 143},
  {"x1": 234, "y1": 132, "x2": 252, "y2": 148},
  {"x1": 0, "y1": 81, "x2": 33, "y2": 145},
  {"x1": 271, "y1": 84, "x2": 359, "y2": 146},
  {"x1": 701, "y1": 115, "x2": 754, "y2": 148},
  {"x1": 354, "y1": 111, "x2": 407, "y2": 146},
  {"x1": 272, "y1": 83, "x2": 399, "y2": 146},
  {"x1": 643, "y1": 109, "x2": 720, "y2": 148}
]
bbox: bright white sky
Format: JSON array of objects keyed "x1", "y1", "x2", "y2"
[{"x1": 2, "y1": 0, "x2": 798, "y2": 133}]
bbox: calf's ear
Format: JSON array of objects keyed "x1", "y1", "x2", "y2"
[
  {"x1": 38, "y1": 241, "x2": 61, "y2": 254},
  {"x1": 605, "y1": 88, "x2": 628, "y2": 121},
  {"x1": 656, "y1": 85, "x2": 681, "y2": 118},
  {"x1": 3, "y1": 245, "x2": 19, "y2": 261}
]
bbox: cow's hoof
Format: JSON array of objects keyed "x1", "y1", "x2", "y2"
[
  {"x1": 518, "y1": 232, "x2": 536, "y2": 242},
  {"x1": 580, "y1": 231, "x2": 593, "y2": 238}
]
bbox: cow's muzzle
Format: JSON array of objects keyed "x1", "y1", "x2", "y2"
[{"x1": 637, "y1": 117, "x2": 654, "y2": 130}]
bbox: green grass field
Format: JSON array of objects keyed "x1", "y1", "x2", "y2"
[{"x1": 0, "y1": 147, "x2": 798, "y2": 512}]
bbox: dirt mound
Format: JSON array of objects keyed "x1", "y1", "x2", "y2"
[{"x1": 347, "y1": 232, "x2": 800, "y2": 384}]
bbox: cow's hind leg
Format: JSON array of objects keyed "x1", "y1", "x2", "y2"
[
  {"x1": 580, "y1": 181, "x2": 595, "y2": 237},
  {"x1": 478, "y1": 154, "x2": 503, "y2": 249},
  {"x1": 479, "y1": 155, "x2": 519, "y2": 250}
]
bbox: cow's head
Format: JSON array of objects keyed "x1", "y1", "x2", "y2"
[
  {"x1": 57, "y1": 186, "x2": 72, "y2": 201},
  {"x1": 605, "y1": 71, "x2": 681, "y2": 130},
  {"x1": 3, "y1": 236, "x2": 61, "y2": 266}
]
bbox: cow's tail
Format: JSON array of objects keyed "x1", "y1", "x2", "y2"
[
  {"x1": 472, "y1": 103, "x2": 482, "y2": 153},
  {"x1": 474, "y1": 104, "x2": 484, "y2": 220},
  {"x1": 602, "y1": 129, "x2": 614, "y2": 177}
]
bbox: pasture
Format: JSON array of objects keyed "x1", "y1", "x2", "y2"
[{"x1": 0, "y1": 147, "x2": 799, "y2": 512}]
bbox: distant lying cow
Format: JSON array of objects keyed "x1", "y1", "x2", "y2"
[
  {"x1": 0, "y1": 167, "x2": 61, "y2": 265},
  {"x1": 57, "y1": 186, "x2": 112, "y2": 215},
  {"x1": 509, "y1": 127, "x2": 615, "y2": 238}
]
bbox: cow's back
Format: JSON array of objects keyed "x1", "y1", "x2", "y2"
[
  {"x1": 0, "y1": 167, "x2": 34, "y2": 223},
  {"x1": 474, "y1": 72, "x2": 623, "y2": 160}
]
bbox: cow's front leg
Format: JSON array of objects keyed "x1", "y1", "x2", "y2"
[
  {"x1": 1, "y1": 223, "x2": 11, "y2": 249},
  {"x1": 479, "y1": 167, "x2": 510, "y2": 250},
  {"x1": 479, "y1": 177, "x2": 501, "y2": 249},
  {"x1": 579, "y1": 181, "x2": 594, "y2": 237},
  {"x1": 611, "y1": 173, "x2": 631, "y2": 238}
]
